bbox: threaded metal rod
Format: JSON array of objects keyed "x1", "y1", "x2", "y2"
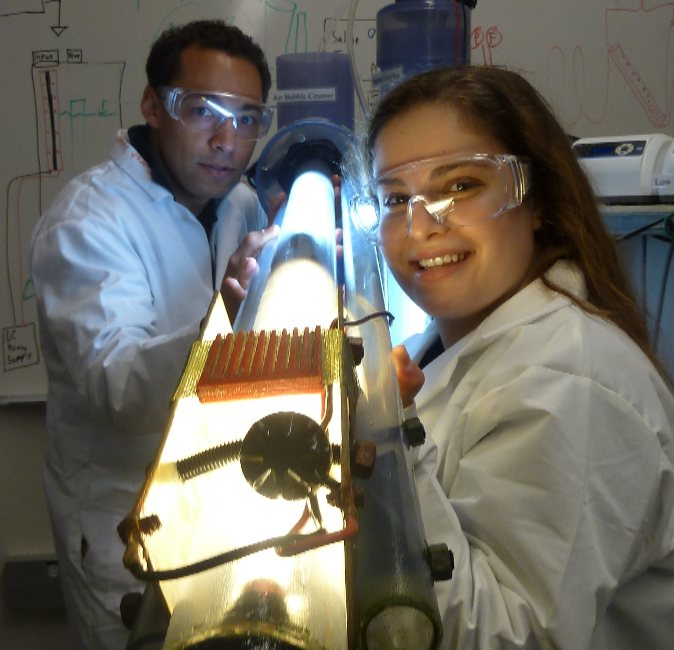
[{"x1": 176, "y1": 440, "x2": 243, "y2": 482}]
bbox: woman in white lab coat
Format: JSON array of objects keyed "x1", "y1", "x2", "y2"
[{"x1": 346, "y1": 66, "x2": 674, "y2": 649}]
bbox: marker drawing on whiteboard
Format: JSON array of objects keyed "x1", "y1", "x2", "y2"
[{"x1": 609, "y1": 44, "x2": 666, "y2": 128}]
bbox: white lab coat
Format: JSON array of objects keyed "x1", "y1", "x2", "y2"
[
  {"x1": 30, "y1": 130, "x2": 267, "y2": 650},
  {"x1": 405, "y1": 261, "x2": 674, "y2": 649}
]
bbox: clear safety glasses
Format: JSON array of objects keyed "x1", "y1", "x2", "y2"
[
  {"x1": 351, "y1": 153, "x2": 531, "y2": 244},
  {"x1": 158, "y1": 87, "x2": 274, "y2": 141}
]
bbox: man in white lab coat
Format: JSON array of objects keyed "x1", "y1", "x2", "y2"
[{"x1": 30, "y1": 20, "x2": 282, "y2": 650}]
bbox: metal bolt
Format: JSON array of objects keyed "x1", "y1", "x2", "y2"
[
  {"x1": 348, "y1": 337, "x2": 364, "y2": 366},
  {"x1": 427, "y1": 543, "x2": 454, "y2": 581},
  {"x1": 403, "y1": 417, "x2": 426, "y2": 447},
  {"x1": 351, "y1": 440, "x2": 376, "y2": 479}
]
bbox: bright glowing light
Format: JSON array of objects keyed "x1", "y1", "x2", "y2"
[
  {"x1": 286, "y1": 594, "x2": 305, "y2": 618},
  {"x1": 255, "y1": 259, "x2": 337, "y2": 331},
  {"x1": 126, "y1": 161, "x2": 350, "y2": 648},
  {"x1": 254, "y1": 169, "x2": 338, "y2": 331}
]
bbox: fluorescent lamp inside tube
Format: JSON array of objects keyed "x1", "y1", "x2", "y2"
[{"x1": 253, "y1": 166, "x2": 338, "y2": 332}]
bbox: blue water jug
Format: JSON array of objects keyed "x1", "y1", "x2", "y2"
[{"x1": 375, "y1": 0, "x2": 475, "y2": 97}]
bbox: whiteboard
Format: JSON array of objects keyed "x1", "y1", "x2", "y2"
[{"x1": 1, "y1": 0, "x2": 671, "y2": 402}]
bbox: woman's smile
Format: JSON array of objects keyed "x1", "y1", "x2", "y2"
[
  {"x1": 373, "y1": 103, "x2": 541, "y2": 347},
  {"x1": 418, "y1": 251, "x2": 469, "y2": 269}
]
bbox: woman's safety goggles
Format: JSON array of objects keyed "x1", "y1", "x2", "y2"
[
  {"x1": 158, "y1": 87, "x2": 274, "y2": 141},
  {"x1": 351, "y1": 153, "x2": 531, "y2": 244}
]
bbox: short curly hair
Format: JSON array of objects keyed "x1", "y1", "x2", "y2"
[{"x1": 145, "y1": 20, "x2": 272, "y2": 102}]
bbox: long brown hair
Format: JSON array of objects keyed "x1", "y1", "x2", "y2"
[{"x1": 347, "y1": 65, "x2": 670, "y2": 385}]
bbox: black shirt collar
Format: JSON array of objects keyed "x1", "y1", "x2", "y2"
[
  {"x1": 127, "y1": 124, "x2": 219, "y2": 240},
  {"x1": 419, "y1": 334, "x2": 445, "y2": 369}
]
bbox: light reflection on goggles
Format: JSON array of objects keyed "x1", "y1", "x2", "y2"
[
  {"x1": 159, "y1": 87, "x2": 274, "y2": 141},
  {"x1": 351, "y1": 153, "x2": 531, "y2": 244}
]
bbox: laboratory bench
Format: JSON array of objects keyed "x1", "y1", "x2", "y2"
[{"x1": 602, "y1": 204, "x2": 674, "y2": 238}]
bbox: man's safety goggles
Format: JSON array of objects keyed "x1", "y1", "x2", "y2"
[
  {"x1": 351, "y1": 153, "x2": 531, "y2": 244},
  {"x1": 158, "y1": 87, "x2": 274, "y2": 141}
]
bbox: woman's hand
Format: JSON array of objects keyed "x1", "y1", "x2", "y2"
[{"x1": 391, "y1": 345, "x2": 425, "y2": 408}]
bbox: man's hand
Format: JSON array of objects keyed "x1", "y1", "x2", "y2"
[
  {"x1": 331, "y1": 174, "x2": 344, "y2": 259},
  {"x1": 220, "y1": 225, "x2": 280, "y2": 323},
  {"x1": 267, "y1": 192, "x2": 287, "y2": 224},
  {"x1": 220, "y1": 191, "x2": 286, "y2": 324},
  {"x1": 390, "y1": 345, "x2": 425, "y2": 408},
  {"x1": 335, "y1": 227, "x2": 343, "y2": 260}
]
